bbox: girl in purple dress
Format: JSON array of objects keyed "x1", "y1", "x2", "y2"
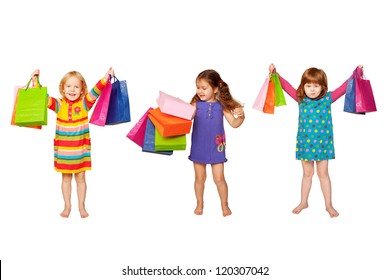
[{"x1": 189, "y1": 69, "x2": 245, "y2": 217}]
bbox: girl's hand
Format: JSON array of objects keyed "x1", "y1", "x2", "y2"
[
  {"x1": 104, "y1": 67, "x2": 115, "y2": 83},
  {"x1": 31, "y1": 69, "x2": 40, "y2": 87},
  {"x1": 357, "y1": 65, "x2": 364, "y2": 76},
  {"x1": 31, "y1": 69, "x2": 40, "y2": 77},
  {"x1": 232, "y1": 107, "x2": 245, "y2": 118},
  {"x1": 269, "y1": 63, "x2": 276, "y2": 74}
]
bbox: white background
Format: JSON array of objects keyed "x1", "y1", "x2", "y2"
[{"x1": 1, "y1": 0, "x2": 389, "y2": 279}]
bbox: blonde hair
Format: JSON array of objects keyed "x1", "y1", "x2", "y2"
[
  {"x1": 58, "y1": 71, "x2": 88, "y2": 100},
  {"x1": 296, "y1": 67, "x2": 328, "y2": 102},
  {"x1": 190, "y1": 69, "x2": 242, "y2": 111}
]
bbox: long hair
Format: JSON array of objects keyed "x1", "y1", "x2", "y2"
[
  {"x1": 58, "y1": 71, "x2": 88, "y2": 100},
  {"x1": 190, "y1": 69, "x2": 242, "y2": 111},
  {"x1": 296, "y1": 67, "x2": 328, "y2": 102}
]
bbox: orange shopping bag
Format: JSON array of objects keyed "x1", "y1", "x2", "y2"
[
  {"x1": 263, "y1": 79, "x2": 275, "y2": 114},
  {"x1": 148, "y1": 107, "x2": 192, "y2": 137}
]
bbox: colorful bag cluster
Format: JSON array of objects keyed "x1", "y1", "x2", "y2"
[
  {"x1": 90, "y1": 76, "x2": 131, "y2": 126},
  {"x1": 127, "y1": 91, "x2": 193, "y2": 155},
  {"x1": 12, "y1": 76, "x2": 48, "y2": 127},
  {"x1": 343, "y1": 67, "x2": 377, "y2": 114},
  {"x1": 252, "y1": 73, "x2": 286, "y2": 114}
]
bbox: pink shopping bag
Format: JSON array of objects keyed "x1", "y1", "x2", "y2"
[
  {"x1": 252, "y1": 75, "x2": 270, "y2": 111},
  {"x1": 89, "y1": 80, "x2": 112, "y2": 126},
  {"x1": 156, "y1": 90, "x2": 195, "y2": 120},
  {"x1": 126, "y1": 107, "x2": 153, "y2": 147}
]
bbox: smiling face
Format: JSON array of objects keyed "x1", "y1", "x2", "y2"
[
  {"x1": 304, "y1": 83, "x2": 322, "y2": 99},
  {"x1": 196, "y1": 78, "x2": 218, "y2": 102},
  {"x1": 63, "y1": 76, "x2": 82, "y2": 101}
]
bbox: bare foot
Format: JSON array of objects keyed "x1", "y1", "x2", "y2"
[
  {"x1": 292, "y1": 203, "x2": 308, "y2": 214},
  {"x1": 326, "y1": 206, "x2": 339, "y2": 218},
  {"x1": 194, "y1": 203, "x2": 203, "y2": 215},
  {"x1": 222, "y1": 205, "x2": 232, "y2": 217},
  {"x1": 79, "y1": 208, "x2": 89, "y2": 218},
  {"x1": 60, "y1": 208, "x2": 71, "y2": 218}
]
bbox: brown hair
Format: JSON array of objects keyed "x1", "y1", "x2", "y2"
[
  {"x1": 58, "y1": 71, "x2": 88, "y2": 100},
  {"x1": 296, "y1": 67, "x2": 328, "y2": 102},
  {"x1": 190, "y1": 69, "x2": 242, "y2": 111}
]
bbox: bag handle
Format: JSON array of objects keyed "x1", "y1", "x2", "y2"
[
  {"x1": 111, "y1": 75, "x2": 119, "y2": 83},
  {"x1": 25, "y1": 76, "x2": 42, "y2": 90},
  {"x1": 354, "y1": 66, "x2": 366, "y2": 80}
]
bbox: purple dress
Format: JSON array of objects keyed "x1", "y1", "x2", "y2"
[{"x1": 188, "y1": 101, "x2": 227, "y2": 164}]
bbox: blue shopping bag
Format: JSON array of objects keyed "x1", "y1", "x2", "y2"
[
  {"x1": 343, "y1": 77, "x2": 365, "y2": 114},
  {"x1": 106, "y1": 76, "x2": 131, "y2": 125},
  {"x1": 142, "y1": 118, "x2": 173, "y2": 155}
]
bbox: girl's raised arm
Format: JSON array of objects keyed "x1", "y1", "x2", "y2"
[
  {"x1": 277, "y1": 73, "x2": 298, "y2": 102},
  {"x1": 331, "y1": 66, "x2": 363, "y2": 102},
  {"x1": 269, "y1": 64, "x2": 298, "y2": 102}
]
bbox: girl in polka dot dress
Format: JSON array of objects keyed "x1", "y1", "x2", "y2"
[{"x1": 269, "y1": 64, "x2": 363, "y2": 218}]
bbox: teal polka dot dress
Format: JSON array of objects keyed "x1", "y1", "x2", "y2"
[{"x1": 296, "y1": 92, "x2": 334, "y2": 161}]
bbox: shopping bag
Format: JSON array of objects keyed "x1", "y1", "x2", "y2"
[
  {"x1": 343, "y1": 77, "x2": 365, "y2": 114},
  {"x1": 156, "y1": 90, "x2": 195, "y2": 120},
  {"x1": 272, "y1": 73, "x2": 286, "y2": 107},
  {"x1": 105, "y1": 76, "x2": 131, "y2": 125},
  {"x1": 126, "y1": 107, "x2": 153, "y2": 147},
  {"x1": 155, "y1": 129, "x2": 186, "y2": 151},
  {"x1": 263, "y1": 79, "x2": 275, "y2": 114},
  {"x1": 11, "y1": 85, "x2": 42, "y2": 129},
  {"x1": 14, "y1": 77, "x2": 48, "y2": 126},
  {"x1": 89, "y1": 79, "x2": 112, "y2": 126},
  {"x1": 142, "y1": 118, "x2": 173, "y2": 155},
  {"x1": 148, "y1": 107, "x2": 192, "y2": 137},
  {"x1": 252, "y1": 75, "x2": 270, "y2": 111},
  {"x1": 354, "y1": 69, "x2": 377, "y2": 113}
]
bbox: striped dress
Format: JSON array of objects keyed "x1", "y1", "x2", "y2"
[{"x1": 48, "y1": 79, "x2": 106, "y2": 173}]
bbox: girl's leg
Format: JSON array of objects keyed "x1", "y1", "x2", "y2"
[
  {"x1": 193, "y1": 162, "x2": 207, "y2": 215},
  {"x1": 211, "y1": 163, "x2": 231, "y2": 217},
  {"x1": 75, "y1": 171, "x2": 89, "y2": 218},
  {"x1": 61, "y1": 173, "x2": 73, "y2": 218},
  {"x1": 316, "y1": 160, "x2": 339, "y2": 218},
  {"x1": 293, "y1": 161, "x2": 315, "y2": 214}
]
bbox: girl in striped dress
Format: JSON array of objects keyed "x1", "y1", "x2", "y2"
[{"x1": 32, "y1": 67, "x2": 114, "y2": 218}]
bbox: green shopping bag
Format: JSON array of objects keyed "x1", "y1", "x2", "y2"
[
  {"x1": 15, "y1": 77, "x2": 48, "y2": 126},
  {"x1": 154, "y1": 129, "x2": 187, "y2": 151},
  {"x1": 271, "y1": 73, "x2": 287, "y2": 107}
]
